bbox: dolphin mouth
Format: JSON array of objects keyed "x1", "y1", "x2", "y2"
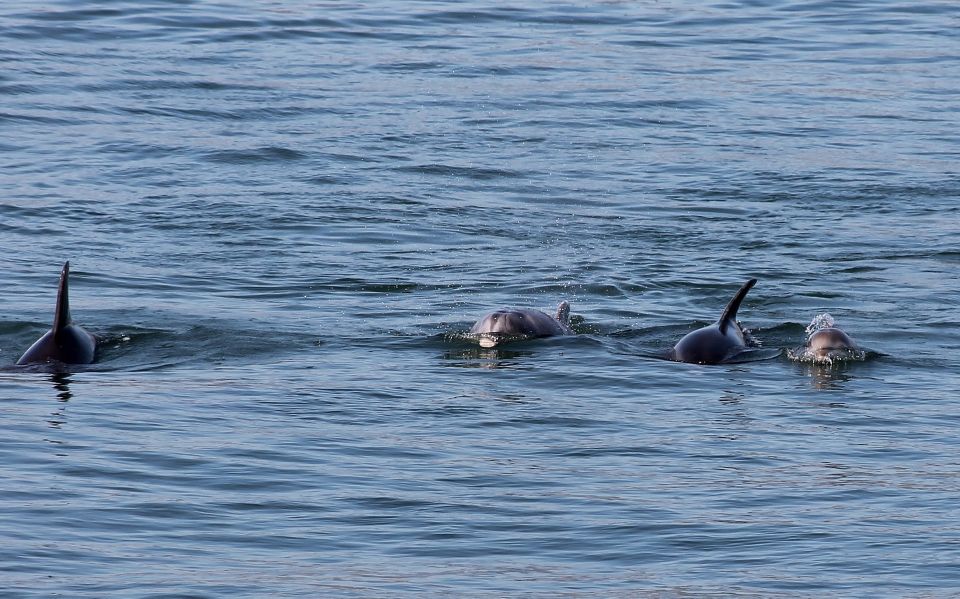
[{"x1": 478, "y1": 335, "x2": 500, "y2": 348}]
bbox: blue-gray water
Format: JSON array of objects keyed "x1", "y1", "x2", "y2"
[{"x1": 2, "y1": 1, "x2": 959, "y2": 596}]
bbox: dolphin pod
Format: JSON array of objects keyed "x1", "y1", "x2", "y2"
[
  {"x1": 11, "y1": 264, "x2": 859, "y2": 367},
  {"x1": 16, "y1": 262, "x2": 97, "y2": 366}
]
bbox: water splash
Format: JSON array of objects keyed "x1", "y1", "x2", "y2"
[
  {"x1": 739, "y1": 320, "x2": 761, "y2": 347},
  {"x1": 805, "y1": 312, "x2": 836, "y2": 335},
  {"x1": 788, "y1": 345, "x2": 866, "y2": 365}
]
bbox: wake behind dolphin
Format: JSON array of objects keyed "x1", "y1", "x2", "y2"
[
  {"x1": 469, "y1": 301, "x2": 572, "y2": 348},
  {"x1": 17, "y1": 262, "x2": 97, "y2": 366},
  {"x1": 670, "y1": 278, "x2": 757, "y2": 365}
]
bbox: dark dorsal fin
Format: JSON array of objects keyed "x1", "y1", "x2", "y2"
[
  {"x1": 717, "y1": 278, "x2": 757, "y2": 335},
  {"x1": 53, "y1": 261, "x2": 72, "y2": 332}
]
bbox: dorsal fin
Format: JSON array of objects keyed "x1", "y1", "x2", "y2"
[
  {"x1": 53, "y1": 261, "x2": 72, "y2": 332},
  {"x1": 555, "y1": 301, "x2": 571, "y2": 326},
  {"x1": 717, "y1": 278, "x2": 756, "y2": 334}
]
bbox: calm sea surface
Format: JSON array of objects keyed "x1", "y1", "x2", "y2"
[{"x1": 2, "y1": 1, "x2": 959, "y2": 596}]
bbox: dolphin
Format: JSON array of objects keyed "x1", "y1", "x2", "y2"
[
  {"x1": 670, "y1": 278, "x2": 757, "y2": 365},
  {"x1": 470, "y1": 301, "x2": 572, "y2": 348},
  {"x1": 804, "y1": 314, "x2": 858, "y2": 358},
  {"x1": 17, "y1": 262, "x2": 97, "y2": 365}
]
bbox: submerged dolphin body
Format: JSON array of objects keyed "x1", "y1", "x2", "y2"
[
  {"x1": 17, "y1": 262, "x2": 97, "y2": 365},
  {"x1": 670, "y1": 279, "x2": 757, "y2": 365},
  {"x1": 470, "y1": 301, "x2": 572, "y2": 348}
]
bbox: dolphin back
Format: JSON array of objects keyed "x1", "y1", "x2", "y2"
[
  {"x1": 717, "y1": 278, "x2": 757, "y2": 334},
  {"x1": 16, "y1": 261, "x2": 97, "y2": 366}
]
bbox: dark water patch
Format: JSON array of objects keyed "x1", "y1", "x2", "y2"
[
  {"x1": 80, "y1": 78, "x2": 270, "y2": 93},
  {"x1": 433, "y1": 402, "x2": 610, "y2": 429},
  {"x1": 394, "y1": 164, "x2": 525, "y2": 180},
  {"x1": 0, "y1": 111, "x2": 83, "y2": 126},
  {"x1": 302, "y1": 174, "x2": 350, "y2": 186},
  {"x1": 0, "y1": 83, "x2": 42, "y2": 95},
  {"x1": 308, "y1": 278, "x2": 462, "y2": 295},
  {"x1": 119, "y1": 106, "x2": 250, "y2": 122},
  {"x1": 5, "y1": 24, "x2": 147, "y2": 42},
  {"x1": 12, "y1": 6, "x2": 126, "y2": 22},
  {"x1": 448, "y1": 64, "x2": 566, "y2": 78},
  {"x1": 374, "y1": 61, "x2": 445, "y2": 73},
  {"x1": 202, "y1": 146, "x2": 306, "y2": 164},
  {"x1": 552, "y1": 444, "x2": 675, "y2": 458},
  {"x1": 123, "y1": 11, "x2": 425, "y2": 43},
  {"x1": 119, "y1": 13, "x2": 260, "y2": 32},
  {"x1": 161, "y1": 15, "x2": 349, "y2": 42},
  {"x1": 118, "y1": 104, "x2": 322, "y2": 122},
  {"x1": 414, "y1": 8, "x2": 528, "y2": 25},
  {"x1": 95, "y1": 141, "x2": 185, "y2": 159}
]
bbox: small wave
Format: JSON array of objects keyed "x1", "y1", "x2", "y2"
[
  {"x1": 202, "y1": 146, "x2": 306, "y2": 164},
  {"x1": 394, "y1": 164, "x2": 525, "y2": 181},
  {"x1": 787, "y1": 346, "x2": 868, "y2": 365},
  {"x1": 444, "y1": 331, "x2": 536, "y2": 349}
]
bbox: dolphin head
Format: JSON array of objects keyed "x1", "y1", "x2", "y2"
[
  {"x1": 469, "y1": 307, "x2": 569, "y2": 348},
  {"x1": 806, "y1": 327, "x2": 857, "y2": 357}
]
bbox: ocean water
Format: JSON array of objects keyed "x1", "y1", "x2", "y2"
[{"x1": 2, "y1": 0, "x2": 959, "y2": 596}]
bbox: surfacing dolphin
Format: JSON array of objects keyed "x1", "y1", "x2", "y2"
[
  {"x1": 17, "y1": 261, "x2": 97, "y2": 366},
  {"x1": 470, "y1": 301, "x2": 572, "y2": 348},
  {"x1": 797, "y1": 313, "x2": 860, "y2": 362},
  {"x1": 670, "y1": 278, "x2": 757, "y2": 365}
]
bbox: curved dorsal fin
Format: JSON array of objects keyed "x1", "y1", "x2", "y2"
[
  {"x1": 555, "y1": 301, "x2": 571, "y2": 326},
  {"x1": 53, "y1": 261, "x2": 72, "y2": 332},
  {"x1": 717, "y1": 278, "x2": 756, "y2": 334}
]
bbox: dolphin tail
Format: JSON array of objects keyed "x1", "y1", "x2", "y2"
[
  {"x1": 717, "y1": 278, "x2": 757, "y2": 335},
  {"x1": 556, "y1": 301, "x2": 571, "y2": 326},
  {"x1": 53, "y1": 261, "x2": 72, "y2": 333}
]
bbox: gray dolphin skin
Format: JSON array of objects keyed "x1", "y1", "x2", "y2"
[
  {"x1": 470, "y1": 301, "x2": 572, "y2": 348},
  {"x1": 670, "y1": 278, "x2": 757, "y2": 365},
  {"x1": 17, "y1": 262, "x2": 97, "y2": 366},
  {"x1": 806, "y1": 327, "x2": 857, "y2": 357}
]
